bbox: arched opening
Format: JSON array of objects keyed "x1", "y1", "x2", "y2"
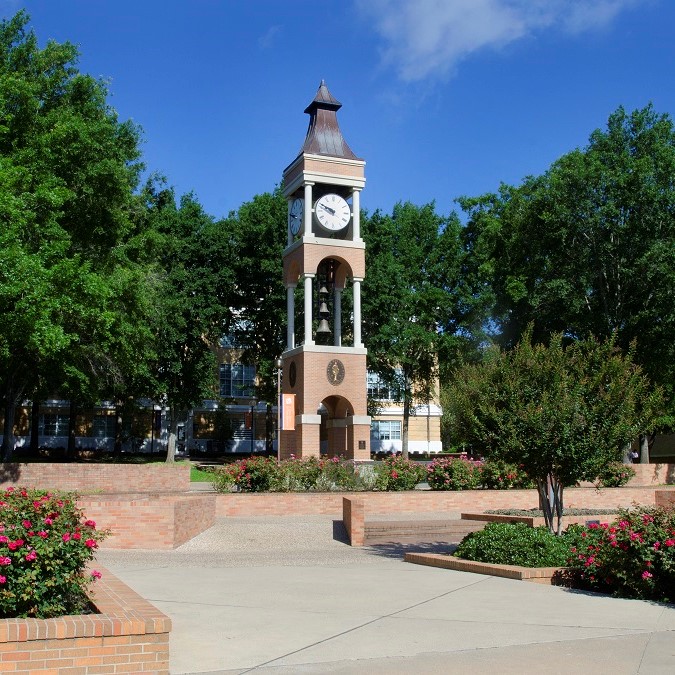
[{"x1": 319, "y1": 395, "x2": 354, "y2": 458}]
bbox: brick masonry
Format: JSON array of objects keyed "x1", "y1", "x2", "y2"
[
  {"x1": 0, "y1": 462, "x2": 191, "y2": 493},
  {"x1": 0, "y1": 566, "x2": 170, "y2": 674}
]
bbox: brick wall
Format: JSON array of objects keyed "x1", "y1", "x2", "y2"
[
  {"x1": 0, "y1": 566, "x2": 170, "y2": 674},
  {"x1": 655, "y1": 490, "x2": 675, "y2": 509},
  {"x1": 0, "y1": 462, "x2": 191, "y2": 493},
  {"x1": 342, "y1": 496, "x2": 364, "y2": 545},
  {"x1": 216, "y1": 486, "x2": 675, "y2": 518},
  {"x1": 79, "y1": 494, "x2": 215, "y2": 549},
  {"x1": 629, "y1": 463, "x2": 675, "y2": 486}
]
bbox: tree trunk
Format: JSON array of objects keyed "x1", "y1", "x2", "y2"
[
  {"x1": 30, "y1": 399, "x2": 40, "y2": 453},
  {"x1": 639, "y1": 434, "x2": 649, "y2": 464},
  {"x1": 67, "y1": 400, "x2": 77, "y2": 458},
  {"x1": 166, "y1": 406, "x2": 176, "y2": 463},
  {"x1": 2, "y1": 398, "x2": 17, "y2": 462},
  {"x1": 402, "y1": 392, "x2": 410, "y2": 460},
  {"x1": 537, "y1": 473, "x2": 564, "y2": 535}
]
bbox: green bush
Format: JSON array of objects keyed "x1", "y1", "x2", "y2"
[
  {"x1": 595, "y1": 461, "x2": 635, "y2": 488},
  {"x1": 478, "y1": 459, "x2": 535, "y2": 489},
  {"x1": 211, "y1": 456, "x2": 376, "y2": 492},
  {"x1": 374, "y1": 456, "x2": 425, "y2": 491},
  {"x1": 426, "y1": 457, "x2": 480, "y2": 490},
  {"x1": 564, "y1": 506, "x2": 675, "y2": 602},
  {"x1": 0, "y1": 487, "x2": 107, "y2": 619},
  {"x1": 454, "y1": 522, "x2": 571, "y2": 567}
]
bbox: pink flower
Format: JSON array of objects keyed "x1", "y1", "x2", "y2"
[
  {"x1": 91, "y1": 570, "x2": 102, "y2": 580},
  {"x1": 21, "y1": 520, "x2": 31, "y2": 529},
  {"x1": 25, "y1": 550, "x2": 37, "y2": 562},
  {"x1": 642, "y1": 571, "x2": 653, "y2": 580},
  {"x1": 85, "y1": 539, "x2": 97, "y2": 549},
  {"x1": 8, "y1": 539, "x2": 24, "y2": 551},
  {"x1": 664, "y1": 539, "x2": 675, "y2": 547},
  {"x1": 654, "y1": 542, "x2": 660, "y2": 550},
  {"x1": 37, "y1": 531, "x2": 48, "y2": 538},
  {"x1": 0, "y1": 556, "x2": 11, "y2": 565},
  {"x1": 0, "y1": 576, "x2": 6, "y2": 584},
  {"x1": 72, "y1": 532, "x2": 81, "y2": 541},
  {"x1": 44, "y1": 518, "x2": 53, "y2": 526},
  {"x1": 0, "y1": 535, "x2": 8, "y2": 544},
  {"x1": 62, "y1": 533, "x2": 71, "y2": 542},
  {"x1": 84, "y1": 520, "x2": 96, "y2": 529}
]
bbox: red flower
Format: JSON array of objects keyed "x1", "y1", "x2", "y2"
[{"x1": 85, "y1": 539, "x2": 97, "y2": 549}]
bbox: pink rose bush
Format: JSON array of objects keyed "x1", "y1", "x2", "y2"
[
  {"x1": 564, "y1": 505, "x2": 675, "y2": 602},
  {"x1": 0, "y1": 487, "x2": 107, "y2": 618}
]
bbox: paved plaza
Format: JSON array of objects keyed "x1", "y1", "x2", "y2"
[{"x1": 97, "y1": 515, "x2": 675, "y2": 674}]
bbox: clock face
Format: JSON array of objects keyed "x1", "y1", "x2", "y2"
[
  {"x1": 289, "y1": 198, "x2": 304, "y2": 235},
  {"x1": 314, "y1": 193, "x2": 351, "y2": 232}
]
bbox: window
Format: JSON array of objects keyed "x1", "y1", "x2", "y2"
[
  {"x1": 40, "y1": 414, "x2": 69, "y2": 436},
  {"x1": 219, "y1": 363, "x2": 256, "y2": 398},
  {"x1": 367, "y1": 371, "x2": 399, "y2": 401},
  {"x1": 371, "y1": 420, "x2": 401, "y2": 441},
  {"x1": 92, "y1": 414, "x2": 117, "y2": 438}
]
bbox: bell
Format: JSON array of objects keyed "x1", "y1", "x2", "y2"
[
  {"x1": 318, "y1": 301, "x2": 329, "y2": 315},
  {"x1": 318, "y1": 284, "x2": 329, "y2": 295},
  {"x1": 316, "y1": 318, "x2": 331, "y2": 334}
]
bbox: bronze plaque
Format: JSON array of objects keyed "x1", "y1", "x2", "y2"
[{"x1": 326, "y1": 359, "x2": 345, "y2": 386}]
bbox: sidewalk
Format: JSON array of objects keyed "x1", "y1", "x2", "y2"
[{"x1": 97, "y1": 515, "x2": 675, "y2": 674}]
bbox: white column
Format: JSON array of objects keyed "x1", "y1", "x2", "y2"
[
  {"x1": 286, "y1": 198, "x2": 293, "y2": 247},
  {"x1": 304, "y1": 274, "x2": 314, "y2": 346},
  {"x1": 353, "y1": 277, "x2": 363, "y2": 347},
  {"x1": 334, "y1": 287, "x2": 342, "y2": 347},
  {"x1": 352, "y1": 188, "x2": 361, "y2": 241},
  {"x1": 304, "y1": 183, "x2": 313, "y2": 237},
  {"x1": 286, "y1": 284, "x2": 296, "y2": 349}
]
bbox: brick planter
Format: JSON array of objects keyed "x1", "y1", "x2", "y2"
[
  {"x1": 405, "y1": 552, "x2": 563, "y2": 585},
  {"x1": 461, "y1": 512, "x2": 619, "y2": 528},
  {"x1": 0, "y1": 566, "x2": 170, "y2": 674}
]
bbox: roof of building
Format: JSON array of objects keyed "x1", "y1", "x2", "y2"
[{"x1": 299, "y1": 80, "x2": 361, "y2": 160}]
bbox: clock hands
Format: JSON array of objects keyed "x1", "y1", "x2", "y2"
[{"x1": 319, "y1": 203, "x2": 336, "y2": 216}]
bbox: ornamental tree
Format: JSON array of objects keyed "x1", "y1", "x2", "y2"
[{"x1": 446, "y1": 330, "x2": 661, "y2": 534}]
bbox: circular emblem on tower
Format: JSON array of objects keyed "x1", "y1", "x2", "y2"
[{"x1": 326, "y1": 359, "x2": 345, "y2": 386}]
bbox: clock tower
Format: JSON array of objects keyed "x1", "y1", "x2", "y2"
[{"x1": 279, "y1": 81, "x2": 370, "y2": 460}]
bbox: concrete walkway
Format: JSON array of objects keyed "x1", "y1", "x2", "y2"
[{"x1": 97, "y1": 515, "x2": 675, "y2": 674}]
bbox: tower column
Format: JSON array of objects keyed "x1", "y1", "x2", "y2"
[
  {"x1": 304, "y1": 183, "x2": 314, "y2": 237},
  {"x1": 353, "y1": 277, "x2": 363, "y2": 347},
  {"x1": 351, "y1": 188, "x2": 361, "y2": 241},
  {"x1": 286, "y1": 283, "x2": 296, "y2": 349},
  {"x1": 334, "y1": 287, "x2": 342, "y2": 347},
  {"x1": 304, "y1": 274, "x2": 315, "y2": 346}
]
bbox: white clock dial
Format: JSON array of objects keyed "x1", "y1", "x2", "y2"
[
  {"x1": 288, "y1": 197, "x2": 304, "y2": 235},
  {"x1": 314, "y1": 193, "x2": 351, "y2": 232}
]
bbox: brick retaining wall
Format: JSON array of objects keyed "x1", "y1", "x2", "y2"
[
  {"x1": 79, "y1": 494, "x2": 215, "y2": 549},
  {"x1": 0, "y1": 462, "x2": 191, "y2": 493},
  {"x1": 216, "y1": 486, "x2": 675, "y2": 518},
  {"x1": 0, "y1": 566, "x2": 170, "y2": 674}
]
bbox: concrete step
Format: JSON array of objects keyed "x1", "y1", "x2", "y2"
[{"x1": 364, "y1": 519, "x2": 485, "y2": 545}]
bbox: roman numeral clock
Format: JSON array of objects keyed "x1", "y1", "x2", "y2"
[{"x1": 279, "y1": 81, "x2": 370, "y2": 460}]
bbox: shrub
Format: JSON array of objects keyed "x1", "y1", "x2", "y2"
[
  {"x1": 227, "y1": 456, "x2": 279, "y2": 492},
  {"x1": 564, "y1": 506, "x2": 675, "y2": 602},
  {"x1": 0, "y1": 487, "x2": 107, "y2": 619},
  {"x1": 478, "y1": 459, "x2": 535, "y2": 489},
  {"x1": 596, "y1": 461, "x2": 636, "y2": 488},
  {"x1": 454, "y1": 522, "x2": 571, "y2": 567},
  {"x1": 374, "y1": 456, "x2": 425, "y2": 491},
  {"x1": 426, "y1": 457, "x2": 481, "y2": 490}
]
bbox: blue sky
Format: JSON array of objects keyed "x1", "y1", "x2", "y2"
[{"x1": 4, "y1": 0, "x2": 674, "y2": 220}]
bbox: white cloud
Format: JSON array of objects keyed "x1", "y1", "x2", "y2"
[
  {"x1": 356, "y1": 0, "x2": 644, "y2": 82},
  {"x1": 258, "y1": 25, "x2": 282, "y2": 49}
]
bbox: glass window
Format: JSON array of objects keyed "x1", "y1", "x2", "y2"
[
  {"x1": 219, "y1": 363, "x2": 256, "y2": 398},
  {"x1": 41, "y1": 414, "x2": 70, "y2": 436},
  {"x1": 371, "y1": 420, "x2": 401, "y2": 441},
  {"x1": 367, "y1": 371, "x2": 400, "y2": 401},
  {"x1": 92, "y1": 414, "x2": 117, "y2": 438}
]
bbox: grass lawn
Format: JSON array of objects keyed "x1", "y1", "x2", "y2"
[{"x1": 190, "y1": 465, "x2": 215, "y2": 482}]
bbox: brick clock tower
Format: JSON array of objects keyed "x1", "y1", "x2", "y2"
[{"x1": 279, "y1": 81, "x2": 370, "y2": 461}]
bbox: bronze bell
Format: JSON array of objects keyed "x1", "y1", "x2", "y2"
[{"x1": 316, "y1": 318, "x2": 331, "y2": 333}]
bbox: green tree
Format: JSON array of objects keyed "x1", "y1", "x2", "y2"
[
  {"x1": 460, "y1": 104, "x2": 675, "y2": 439},
  {"x1": 447, "y1": 331, "x2": 661, "y2": 534},
  {"x1": 0, "y1": 11, "x2": 149, "y2": 457},
  {"x1": 362, "y1": 202, "x2": 478, "y2": 458},
  {"x1": 144, "y1": 181, "x2": 235, "y2": 461}
]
